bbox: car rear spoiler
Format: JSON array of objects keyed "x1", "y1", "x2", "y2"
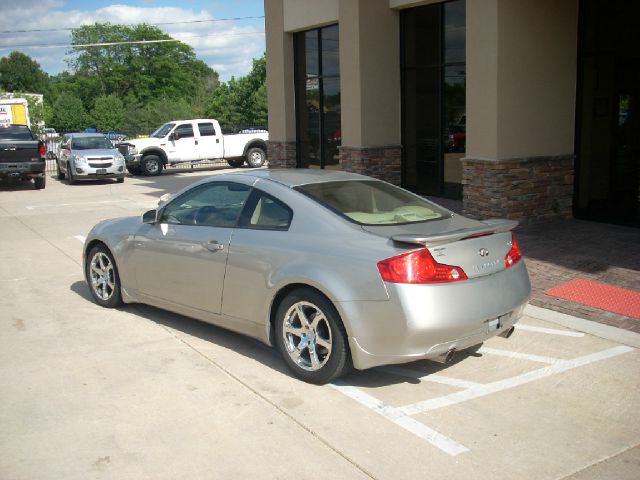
[{"x1": 391, "y1": 219, "x2": 519, "y2": 247}]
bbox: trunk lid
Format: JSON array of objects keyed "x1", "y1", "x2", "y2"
[{"x1": 363, "y1": 216, "x2": 518, "y2": 279}]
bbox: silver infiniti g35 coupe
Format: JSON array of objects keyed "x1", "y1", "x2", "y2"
[{"x1": 83, "y1": 169, "x2": 531, "y2": 384}]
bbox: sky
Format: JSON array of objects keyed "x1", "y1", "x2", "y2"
[{"x1": 0, "y1": 0, "x2": 266, "y2": 82}]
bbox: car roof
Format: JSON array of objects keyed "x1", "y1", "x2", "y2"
[
  {"x1": 68, "y1": 132, "x2": 108, "y2": 138},
  {"x1": 232, "y1": 168, "x2": 374, "y2": 188}
]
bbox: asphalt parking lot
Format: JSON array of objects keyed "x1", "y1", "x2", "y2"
[{"x1": 1, "y1": 169, "x2": 639, "y2": 479}]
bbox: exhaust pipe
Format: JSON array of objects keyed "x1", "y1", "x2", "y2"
[
  {"x1": 499, "y1": 326, "x2": 515, "y2": 339},
  {"x1": 431, "y1": 348, "x2": 456, "y2": 364}
]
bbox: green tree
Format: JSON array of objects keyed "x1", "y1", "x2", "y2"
[
  {"x1": 50, "y1": 93, "x2": 89, "y2": 131},
  {"x1": 206, "y1": 54, "x2": 267, "y2": 130},
  {"x1": 68, "y1": 23, "x2": 217, "y2": 103},
  {"x1": 0, "y1": 52, "x2": 48, "y2": 93},
  {"x1": 91, "y1": 94, "x2": 124, "y2": 131},
  {"x1": 122, "y1": 96, "x2": 193, "y2": 133}
]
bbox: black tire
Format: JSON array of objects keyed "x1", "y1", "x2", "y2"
[
  {"x1": 34, "y1": 176, "x2": 46, "y2": 190},
  {"x1": 85, "y1": 244, "x2": 122, "y2": 308},
  {"x1": 116, "y1": 177, "x2": 125, "y2": 183},
  {"x1": 246, "y1": 147, "x2": 266, "y2": 168},
  {"x1": 56, "y1": 160, "x2": 65, "y2": 180},
  {"x1": 127, "y1": 166, "x2": 141, "y2": 175},
  {"x1": 141, "y1": 155, "x2": 162, "y2": 176},
  {"x1": 67, "y1": 163, "x2": 76, "y2": 185},
  {"x1": 226, "y1": 157, "x2": 245, "y2": 168},
  {"x1": 275, "y1": 288, "x2": 351, "y2": 384}
]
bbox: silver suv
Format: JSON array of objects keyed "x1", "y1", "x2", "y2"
[{"x1": 57, "y1": 133, "x2": 126, "y2": 184}]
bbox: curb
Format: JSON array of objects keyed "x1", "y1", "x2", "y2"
[{"x1": 524, "y1": 304, "x2": 640, "y2": 349}]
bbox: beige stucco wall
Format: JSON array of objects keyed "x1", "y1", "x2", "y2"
[
  {"x1": 283, "y1": 0, "x2": 338, "y2": 32},
  {"x1": 467, "y1": 0, "x2": 579, "y2": 160},
  {"x1": 340, "y1": 0, "x2": 401, "y2": 147},
  {"x1": 265, "y1": 0, "x2": 296, "y2": 142}
]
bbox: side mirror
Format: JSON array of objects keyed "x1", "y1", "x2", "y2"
[{"x1": 142, "y1": 209, "x2": 158, "y2": 224}]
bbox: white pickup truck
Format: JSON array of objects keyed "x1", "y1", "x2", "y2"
[{"x1": 120, "y1": 119, "x2": 268, "y2": 175}]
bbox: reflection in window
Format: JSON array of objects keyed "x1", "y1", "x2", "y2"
[
  {"x1": 294, "y1": 24, "x2": 341, "y2": 169},
  {"x1": 402, "y1": 0, "x2": 465, "y2": 199}
]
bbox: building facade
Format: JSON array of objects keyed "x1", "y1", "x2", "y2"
[{"x1": 265, "y1": 0, "x2": 639, "y2": 226}]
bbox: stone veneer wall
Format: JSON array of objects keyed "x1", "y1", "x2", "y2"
[
  {"x1": 462, "y1": 155, "x2": 574, "y2": 224},
  {"x1": 339, "y1": 145, "x2": 402, "y2": 185},
  {"x1": 267, "y1": 141, "x2": 297, "y2": 169}
]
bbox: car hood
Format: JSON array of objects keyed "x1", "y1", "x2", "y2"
[
  {"x1": 126, "y1": 137, "x2": 163, "y2": 149},
  {"x1": 72, "y1": 148, "x2": 119, "y2": 157},
  {"x1": 89, "y1": 215, "x2": 141, "y2": 239}
]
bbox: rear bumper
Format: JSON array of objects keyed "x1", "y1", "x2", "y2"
[
  {"x1": 338, "y1": 260, "x2": 531, "y2": 370},
  {"x1": 0, "y1": 161, "x2": 45, "y2": 178}
]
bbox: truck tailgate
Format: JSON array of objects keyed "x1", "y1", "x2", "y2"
[{"x1": 0, "y1": 141, "x2": 41, "y2": 163}]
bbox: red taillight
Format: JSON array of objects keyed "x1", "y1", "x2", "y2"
[
  {"x1": 377, "y1": 249, "x2": 468, "y2": 284},
  {"x1": 505, "y1": 233, "x2": 522, "y2": 268},
  {"x1": 39, "y1": 143, "x2": 46, "y2": 158}
]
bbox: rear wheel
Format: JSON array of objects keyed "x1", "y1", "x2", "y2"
[
  {"x1": 85, "y1": 244, "x2": 122, "y2": 308},
  {"x1": 275, "y1": 288, "x2": 351, "y2": 384},
  {"x1": 141, "y1": 155, "x2": 162, "y2": 176},
  {"x1": 34, "y1": 176, "x2": 46, "y2": 190},
  {"x1": 246, "y1": 147, "x2": 266, "y2": 168}
]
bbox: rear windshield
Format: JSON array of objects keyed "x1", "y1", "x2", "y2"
[
  {"x1": 71, "y1": 136, "x2": 114, "y2": 150},
  {"x1": 296, "y1": 180, "x2": 446, "y2": 225},
  {"x1": 0, "y1": 125, "x2": 33, "y2": 140}
]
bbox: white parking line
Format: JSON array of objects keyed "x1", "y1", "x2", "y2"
[
  {"x1": 74, "y1": 235, "x2": 86, "y2": 243},
  {"x1": 331, "y1": 382, "x2": 469, "y2": 456},
  {"x1": 516, "y1": 324, "x2": 585, "y2": 337},
  {"x1": 478, "y1": 347, "x2": 562, "y2": 364},
  {"x1": 399, "y1": 346, "x2": 634, "y2": 416}
]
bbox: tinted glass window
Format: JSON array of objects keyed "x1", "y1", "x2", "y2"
[
  {"x1": 71, "y1": 136, "x2": 114, "y2": 150},
  {"x1": 239, "y1": 191, "x2": 292, "y2": 230},
  {"x1": 175, "y1": 124, "x2": 194, "y2": 138},
  {"x1": 161, "y1": 182, "x2": 251, "y2": 227},
  {"x1": 0, "y1": 125, "x2": 33, "y2": 140},
  {"x1": 152, "y1": 123, "x2": 175, "y2": 138},
  {"x1": 297, "y1": 180, "x2": 446, "y2": 225},
  {"x1": 198, "y1": 123, "x2": 216, "y2": 136}
]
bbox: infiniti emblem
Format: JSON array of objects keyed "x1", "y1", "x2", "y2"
[{"x1": 478, "y1": 248, "x2": 490, "y2": 257}]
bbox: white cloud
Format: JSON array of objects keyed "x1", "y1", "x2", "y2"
[{"x1": 0, "y1": 2, "x2": 265, "y2": 82}]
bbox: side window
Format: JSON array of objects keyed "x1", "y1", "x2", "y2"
[
  {"x1": 198, "y1": 123, "x2": 216, "y2": 136},
  {"x1": 239, "y1": 190, "x2": 293, "y2": 230},
  {"x1": 160, "y1": 182, "x2": 251, "y2": 227},
  {"x1": 174, "y1": 124, "x2": 194, "y2": 139}
]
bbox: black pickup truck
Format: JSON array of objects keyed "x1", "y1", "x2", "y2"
[{"x1": 0, "y1": 125, "x2": 46, "y2": 189}]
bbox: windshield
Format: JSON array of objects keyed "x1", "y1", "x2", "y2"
[
  {"x1": 71, "y1": 136, "x2": 114, "y2": 150},
  {"x1": 152, "y1": 123, "x2": 175, "y2": 138},
  {"x1": 0, "y1": 125, "x2": 33, "y2": 140},
  {"x1": 296, "y1": 180, "x2": 446, "y2": 226}
]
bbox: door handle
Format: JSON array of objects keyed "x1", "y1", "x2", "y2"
[
  {"x1": 195, "y1": 140, "x2": 199, "y2": 145},
  {"x1": 203, "y1": 240, "x2": 224, "y2": 252}
]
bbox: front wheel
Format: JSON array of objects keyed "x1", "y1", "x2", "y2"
[
  {"x1": 275, "y1": 288, "x2": 351, "y2": 384},
  {"x1": 85, "y1": 244, "x2": 122, "y2": 308},
  {"x1": 67, "y1": 163, "x2": 76, "y2": 185},
  {"x1": 56, "y1": 160, "x2": 65, "y2": 180},
  {"x1": 246, "y1": 147, "x2": 266, "y2": 168},
  {"x1": 141, "y1": 155, "x2": 162, "y2": 176}
]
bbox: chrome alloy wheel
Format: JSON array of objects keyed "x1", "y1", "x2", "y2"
[
  {"x1": 89, "y1": 252, "x2": 116, "y2": 301},
  {"x1": 144, "y1": 157, "x2": 160, "y2": 174},
  {"x1": 282, "y1": 301, "x2": 333, "y2": 371}
]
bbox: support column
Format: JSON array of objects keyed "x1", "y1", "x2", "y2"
[
  {"x1": 265, "y1": 0, "x2": 297, "y2": 168},
  {"x1": 338, "y1": 0, "x2": 402, "y2": 184},
  {"x1": 464, "y1": 0, "x2": 578, "y2": 223}
]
